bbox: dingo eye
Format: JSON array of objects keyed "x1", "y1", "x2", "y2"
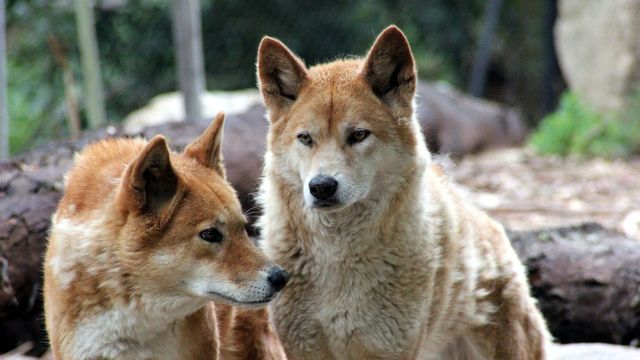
[
  {"x1": 297, "y1": 132, "x2": 313, "y2": 146},
  {"x1": 199, "y1": 228, "x2": 223, "y2": 243},
  {"x1": 348, "y1": 129, "x2": 371, "y2": 145}
]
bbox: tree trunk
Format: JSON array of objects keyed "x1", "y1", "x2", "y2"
[
  {"x1": 74, "y1": 0, "x2": 106, "y2": 129},
  {"x1": 468, "y1": 0, "x2": 503, "y2": 97},
  {"x1": 171, "y1": 0, "x2": 206, "y2": 123}
]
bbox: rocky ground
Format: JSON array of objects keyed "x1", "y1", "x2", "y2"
[
  {"x1": 451, "y1": 147, "x2": 640, "y2": 240},
  {"x1": 454, "y1": 147, "x2": 640, "y2": 359}
]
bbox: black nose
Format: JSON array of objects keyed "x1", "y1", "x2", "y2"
[
  {"x1": 267, "y1": 267, "x2": 290, "y2": 292},
  {"x1": 309, "y1": 175, "x2": 338, "y2": 200}
]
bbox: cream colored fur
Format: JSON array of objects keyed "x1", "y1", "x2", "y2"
[
  {"x1": 256, "y1": 26, "x2": 550, "y2": 360},
  {"x1": 44, "y1": 114, "x2": 288, "y2": 360}
]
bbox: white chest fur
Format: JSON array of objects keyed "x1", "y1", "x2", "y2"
[
  {"x1": 69, "y1": 298, "x2": 204, "y2": 360},
  {"x1": 264, "y1": 205, "x2": 439, "y2": 359}
]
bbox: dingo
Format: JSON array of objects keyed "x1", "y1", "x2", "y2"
[
  {"x1": 256, "y1": 26, "x2": 549, "y2": 359},
  {"x1": 44, "y1": 113, "x2": 288, "y2": 359}
]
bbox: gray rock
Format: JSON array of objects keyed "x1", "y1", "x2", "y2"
[
  {"x1": 549, "y1": 343, "x2": 640, "y2": 360},
  {"x1": 555, "y1": 0, "x2": 640, "y2": 112}
]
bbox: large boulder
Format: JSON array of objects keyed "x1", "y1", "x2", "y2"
[
  {"x1": 123, "y1": 82, "x2": 526, "y2": 157},
  {"x1": 555, "y1": 0, "x2": 640, "y2": 112},
  {"x1": 416, "y1": 82, "x2": 526, "y2": 154}
]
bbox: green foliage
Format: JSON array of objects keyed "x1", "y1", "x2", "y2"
[
  {"x1": 197, "y1": 0, "x2": 484, "y2": 90},
  {"x1": 7, "y1": 55, "x2": 70, "y2": 154},
  {"x1": 7, "y1": 60, "x2": 44, "y2": 154},
  {"x1": 6, "y1": 0, "x2": 551, "y2": 155},
  {"x1": 6, "y1": 0, "x2": 78, "y2": 154},
  {"x1": 530, "y1": 92, "x2": 640, "y2": 158}
]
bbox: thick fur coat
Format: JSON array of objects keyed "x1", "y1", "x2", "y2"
[
  {"x1": 44, "y1": 114, "x2": 286, "y2": 360},
  {"x1": 256, "y1": 26, "x2": 550, "y2": 359}
]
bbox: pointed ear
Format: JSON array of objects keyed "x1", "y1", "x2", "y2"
[
  {"x1": 257, "y1": 36, "x2": 308, "y2": 118},
  {"x1": 361, "y1": 26, "x2": 416, "y2": 112},
  {"x1": 120, "y1": 136, "x2": 178, "y2": 213},
  {"x1": 183, "y1": 112, "x2": 226, "y2": 177}
]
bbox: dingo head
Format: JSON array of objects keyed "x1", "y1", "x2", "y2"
[
  {"x1": 113, "y1": 113, "x2": 289, "y2": 307},
  {"x1": 257, "y1": 26, "x2": 421, "y2": 211}
]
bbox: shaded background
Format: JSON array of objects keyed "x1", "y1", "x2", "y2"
[{"x1": 5, "y1": 0, "x2": 564, "y2": 154}]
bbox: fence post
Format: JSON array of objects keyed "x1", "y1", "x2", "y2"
[
  {"x1": 0, "y1": 0, "x2": 8, "y2": 160},
  {"x1": 171, "y1": 0, "x2": 205, "y2": 123},
  {"x1": 74, "y1": 0, "x2": 107, "y2": 129}
]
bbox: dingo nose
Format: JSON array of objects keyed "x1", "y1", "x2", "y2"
[
  {"x1": 309, "y1": 175, "x2": 338, "y2": 200},
  {"x1": 267, "y1": 267, "x2": 290, "y2": 292}
]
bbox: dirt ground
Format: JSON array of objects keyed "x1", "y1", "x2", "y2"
[{"x1": 450, "y1": 147, "x2": 640, "y2": 240}]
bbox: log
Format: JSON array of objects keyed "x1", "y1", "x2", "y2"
[{"x1": 509, "y1": 223, "x2": 640, "y2": 345}]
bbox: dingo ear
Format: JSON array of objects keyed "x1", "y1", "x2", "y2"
[
  {"x1": 361, "y1": 26, "x2": 416, "y2": 113},
  {"x1": 257, "y1": 36, "x2": 308, "y2": 118},
  {"x1": 183, "y1": 112, "x2": 226, "y2": 177},
  {"x1": 120, "y1": 136, "x2": 178, "y2": 213}
]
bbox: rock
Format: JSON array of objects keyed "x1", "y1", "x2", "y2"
[
  {"x1": 123, "y1": 82, "x2": 527, "y2": 156},
  {"x1": 555, "y1": 0, "x2": 640, "y2": 112},
  {"x1": 416, "y1": 82, "x2": 526, "y2": 154},
  {"x1": 622, "y1": 210, "x2": 640, "y2": 240},
  {"x1": 549, "y1": 343, "x2": 640, "y2": 360},
  {"x1": 123, "y1": 89, "x2": 263, "y2": 133}
]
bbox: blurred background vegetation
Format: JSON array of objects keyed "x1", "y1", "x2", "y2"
[
  {"x1": 6, "y1": 0, "x2": 638, "y2": 159},
  {"x1": 530, "y1": 91, "x2": 640, "y2": 158},
  {"x1": 5, "y1": 0, "x2": 566, "y2": 155}
]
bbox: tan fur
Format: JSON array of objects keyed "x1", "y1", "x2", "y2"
[
  {"x1": 44, "y1": 113, "x2": 285, "y2": 360},
  {"x1": 256, "y1": 26, "x2": 550, "y2": 359},
  {"x1": 217, "y1": 306, "x2": 288, "y2": 360}
]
